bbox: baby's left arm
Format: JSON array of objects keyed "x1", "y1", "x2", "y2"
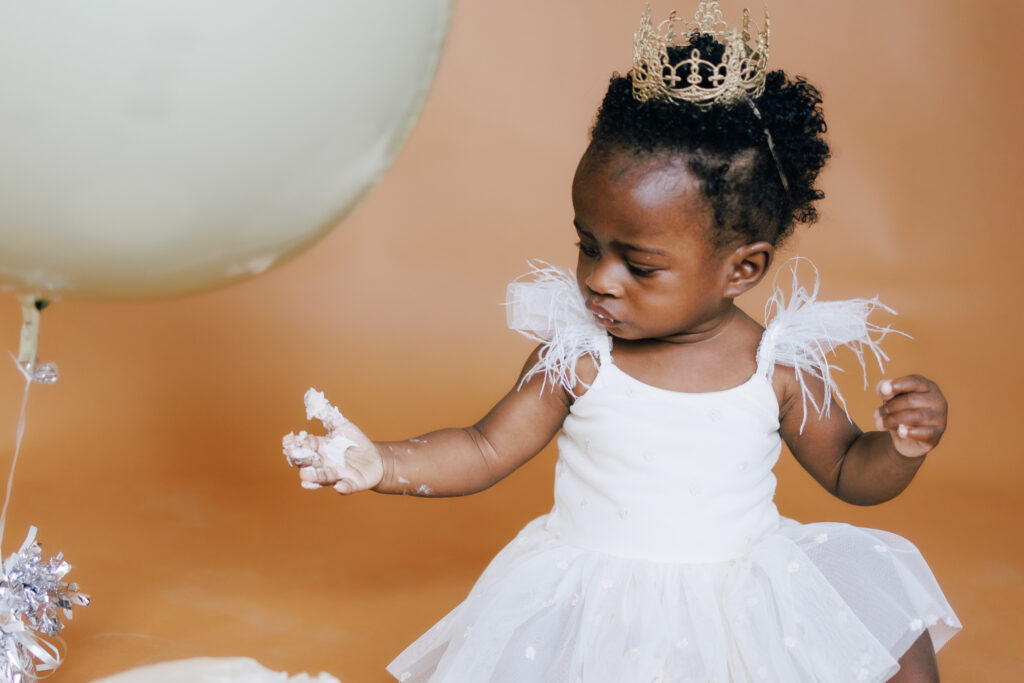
[{"x1": 778, "y1": 370, "x2": 948, "y2": 505}]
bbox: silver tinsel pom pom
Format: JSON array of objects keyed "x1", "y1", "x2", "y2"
[{"x1": 0, "y1": 527, "x2": 88, "y2": 682}]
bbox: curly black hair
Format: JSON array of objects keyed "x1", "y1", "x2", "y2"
[{"x1": 589, "y1": 35, "x2": 829, "y2": 247}]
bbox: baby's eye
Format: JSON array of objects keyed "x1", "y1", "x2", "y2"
[
  {"x1": 576, "y1": 241, "x2": 599, "y2": 258},
  {"x1": 627, "y1": 263, "x2": 657, "y2": 277}
]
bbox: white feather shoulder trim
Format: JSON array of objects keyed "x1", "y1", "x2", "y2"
[
  {"x1": 755, "y1": 259, "x2": 902, "y2": 432},
  {"x1": 505, "y1": 262, "x2": 609, "y2": 393}
]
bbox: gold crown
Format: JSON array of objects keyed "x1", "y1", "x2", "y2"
[{"x1": 631, "y1": 2, "x2": 770, "y2": 107}]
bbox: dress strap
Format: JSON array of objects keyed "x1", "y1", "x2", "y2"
[
  {"x1": 505, "y1": 262, "x2": 610, "y2": 392},
  {"x1": 755, "y1": 259, "x2": 901, "y2": 432}
]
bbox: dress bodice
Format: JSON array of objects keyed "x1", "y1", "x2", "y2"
[
  {"x1": 505, "y1": 261, "x2": 896, "y2": 563},
  {"x1": 547, "y1": 363, "x2": 783, "y2": 563}
]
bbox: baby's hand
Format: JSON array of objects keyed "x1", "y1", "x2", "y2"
[
  {"x1": 282, "y1": 388, "x2": 384, "y2": 494},
  {"x1": 873, "y1": 375, "x2": 947, "y2": 458}
]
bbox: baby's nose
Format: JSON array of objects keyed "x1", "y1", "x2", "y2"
[{"x1": 585, "y1": 262, "x2": 624, "y2": 297}]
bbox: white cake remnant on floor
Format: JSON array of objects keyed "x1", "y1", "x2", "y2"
[{"x1": 90, "y1": 657, "x2": 341, "y2": 682}]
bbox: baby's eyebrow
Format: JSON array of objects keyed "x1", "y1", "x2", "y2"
[
  {"x1": 612, "y1": 240, "x2": 667, "y2": 256},
  {"x1": 574, "y1": 223, "x2": 666, "y2": 256}
]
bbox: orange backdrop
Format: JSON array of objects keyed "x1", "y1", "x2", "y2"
[{"x1": 1, "y1": 1, "x2": 1021, "y2": 680}]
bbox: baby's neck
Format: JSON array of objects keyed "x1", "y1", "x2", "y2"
[
  {"x1": 659, "y1": 304, "x2": 739, "y2": 346},
  {"x1": 610, "y1": 306, "x2": 764, "y2": 393}
]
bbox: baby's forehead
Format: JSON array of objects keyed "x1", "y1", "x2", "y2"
[
  {"x1": 576, "y1": 147, "x2": 701, "y2": 200},
  {"x1": 573, "y1": 147, "x2": 715, "y2": 244},
  {"x1": 577, "y1": 146, "x2": 693, "y2": 184}
]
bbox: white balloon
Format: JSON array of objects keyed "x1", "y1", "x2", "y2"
[{"x1": 0, "y1": 0, "x2": 450, "y2": 299}]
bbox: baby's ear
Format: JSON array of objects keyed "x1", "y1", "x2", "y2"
[{"x1": 722, "y1": 241, "x2": 773, "y2": 297}]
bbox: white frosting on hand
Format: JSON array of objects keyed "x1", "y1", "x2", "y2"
[
  {"x1": 304, "y1": 388, "x2": 346, "y2": 430},
  {"x1": 281, "y1": 388, "x2": 359, "y2": 487},
  {"x1": 282, "y1": 430, "x2": 318, "y2": 466},
  {"x1": 320, "y1": 432, "x2": 357, "y2": 469}
]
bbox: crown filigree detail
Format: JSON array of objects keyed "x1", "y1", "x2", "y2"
[{"x1": 631, "y1": 2, "x2": 770, "y2": 108}]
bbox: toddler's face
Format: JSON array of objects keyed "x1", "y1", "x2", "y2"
[{"x1": 571, "y1": 147, "x2": 735, "y2": 342}]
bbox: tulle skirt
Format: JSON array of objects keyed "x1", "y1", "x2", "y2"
[{"x1": 387, "y1": 515, "x2": 959, "y2": 682}]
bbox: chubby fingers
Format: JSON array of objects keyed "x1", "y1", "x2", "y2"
[
  {"x1": 282, "y1": 430, "x2": 321, "y2": 467},
  {"x1": 876, "y1": 374, "x2": 940, "y2": 400},
  {"x1": 284, "y1": 429, "x2": 364, "y2": 491},
  {"x1": 284, "y1": 431, "x2": 356, "y2": 466},
  {"x1": 874, "y1": 375, "x2": 947, "y2": 455},
  {"x1": 331, "y1": 468, "x2": 375, "y2": 495},
  {"x1": 299, "y1": 463, "x2": 344, "y2": 489},
  {"x1": 303, "y1": 388, "x2": 349, "y2": 434},
  {"x1": 318, "y1": 410, "x2": 349, "y2": 435},
  {"x1": 299, "y1": 464, "x2": 372, "y2": 495}
]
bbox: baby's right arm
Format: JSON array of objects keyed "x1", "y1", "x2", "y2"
[{"x1": 282, "y1": 346, "x2": 571, "y2": 496}]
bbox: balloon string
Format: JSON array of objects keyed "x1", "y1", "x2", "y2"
[{"x1": 0, "y1": 373, "x2": 32, "y2": 557}]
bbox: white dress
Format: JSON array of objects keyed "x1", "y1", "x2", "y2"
[{"x1": 387, "y1": 265, "x2": 960, "y2": 683}]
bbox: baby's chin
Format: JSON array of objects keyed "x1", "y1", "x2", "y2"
[
  {"x1": 605, "y1": 325, "x2": 646, "y2": 341},
  {"x1": 607, "y1": 323, "x2": 690, "y2": 342}
]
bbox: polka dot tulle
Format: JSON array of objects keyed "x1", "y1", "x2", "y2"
[{"x1": 387, "y1": 518, "x2": 959, "y2": 682}]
